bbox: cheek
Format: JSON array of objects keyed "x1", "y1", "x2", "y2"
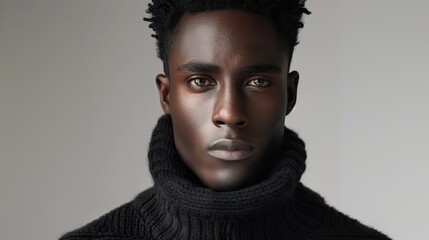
[
  {"x1": 169, "y1": 86, "x2": 215, "y2": 154},
  {"x1": 248, "y1": 89, "x2": 287, "y2": 128},
  {"x1": 170, "y1": 87, "x2": 214, "y2": 127}
]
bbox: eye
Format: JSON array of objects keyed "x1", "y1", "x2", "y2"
[
  {"x1": 188, "y1": 77, "x2": 215, "y2": 88},
  {"x1": 247, "y1": 78, "x2": 272, "y2": 88}
]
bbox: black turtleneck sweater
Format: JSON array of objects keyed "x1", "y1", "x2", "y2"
[{"x1": 60, "y1": 115, "x2": 391, "y2": 240}]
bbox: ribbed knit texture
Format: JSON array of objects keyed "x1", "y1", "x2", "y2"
[{"x1": 60, "y1": 115, "x2": 391, "y2": 240}]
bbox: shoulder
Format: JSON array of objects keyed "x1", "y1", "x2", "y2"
[
  {"x1": 59, "y1": 188, "x2": 155, "y2": 240},
  {"x1": 296, "y1": 184, "x2": 391, "y2": 240}
]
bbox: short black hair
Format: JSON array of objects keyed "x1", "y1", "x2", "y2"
[{"x1": 144, "y1": 0, "x2": 310, "y2": 75}]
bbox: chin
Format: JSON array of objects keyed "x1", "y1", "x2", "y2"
[{"x1": 199, "y1": 167, "x2": 254, "y2": 192}]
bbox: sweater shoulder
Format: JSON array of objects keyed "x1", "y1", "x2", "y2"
[
  {"x1": 59, "y1": 188, "x2": 155, "y2": 240},
  {"x1": 297, "y1": 184, "x2": 391, "y2": 240}
]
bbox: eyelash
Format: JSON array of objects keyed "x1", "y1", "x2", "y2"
[
  {"x1": 246, "y1": 78, "x2": 272, "y2": 88},
  {"x1": 187, "y1": 77, "x2": 216, "y2": 89}
]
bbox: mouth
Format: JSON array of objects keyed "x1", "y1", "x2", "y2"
[{"x1": 208, "y1": 139, "x2": 254, "y2": 161}]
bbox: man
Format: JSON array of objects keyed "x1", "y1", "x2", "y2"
[{"x1": 60, "y1": 0, "x2": 391, "y2": 239}]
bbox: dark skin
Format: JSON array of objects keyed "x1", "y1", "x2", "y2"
[{"x1": 156, "y1": 10, "x2": 299, "y2": 191}]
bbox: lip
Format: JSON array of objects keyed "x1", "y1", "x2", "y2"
[{"x1": 208, "y1": 139, "x2": 254, "y2": 161}]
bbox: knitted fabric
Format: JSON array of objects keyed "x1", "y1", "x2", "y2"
[{"x1": 60, "y1": 115, "x2": 391, "y2": 240}]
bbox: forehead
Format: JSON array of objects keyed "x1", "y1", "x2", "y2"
[{"x1": 168, "y1": 10, "x2": 288, "y2": 69}]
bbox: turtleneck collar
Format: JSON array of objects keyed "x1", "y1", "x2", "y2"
[{"x1": 147, "y1": 114, "x2": 307, "y2": 220}]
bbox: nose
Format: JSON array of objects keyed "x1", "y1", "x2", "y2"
[{"x1": 212, "y1": 86, "x2": 248, "y2": 128}]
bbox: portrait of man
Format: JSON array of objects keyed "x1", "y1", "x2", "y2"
[
  {"x1": 2, "y1": 0, "x2": 428, "y2": 240},
  {"x1": 58, "y1": 0, "x2": 392, "y2": 239}
]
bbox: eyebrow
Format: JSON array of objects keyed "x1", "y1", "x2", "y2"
[
  {"x1": 177, "y1": 61, "x2": 282, "y2": 74},
  {"x1": 177, "y1": 62, "x2": 220, "y2": 73},
  {"x1": 240, "y1": 64, "x2": 282, "y2": 74}
]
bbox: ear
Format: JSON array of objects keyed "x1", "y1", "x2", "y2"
[
  {"x1": 286, "y1": 71, "x2": 299, "y2": 116},
  {"x1": 156, "y1": 74, "x2": 171, "y2": 114}
]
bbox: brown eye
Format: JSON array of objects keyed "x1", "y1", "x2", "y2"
[
  {"x1": 247, "y1": 78, "x2": 271, "y2": 87},
  {"x1": 189, "y1": 78, "x2": 215, "y2": 88}
]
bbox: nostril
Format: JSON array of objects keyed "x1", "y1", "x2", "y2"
[
  {"x1": 237, "y1": 121, "x2": 246, "y2": 127},
  {"x1": 213, "y1": 119, "x2": 247, "y2": 127},
  {"x1": 215, "y1": 120, "x2": 225, "y2": 125}
]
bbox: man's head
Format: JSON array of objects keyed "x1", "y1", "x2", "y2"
[
  {"x1": 145, "y1": 0, "x2": 309, "y2": 191},
  {"x1": 145, "y1": 0, "x2": 310, "y2": 75}
]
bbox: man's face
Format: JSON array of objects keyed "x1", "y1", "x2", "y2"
[{"x1": 156, "y1": 10, "x2": 299, "y2": 191}]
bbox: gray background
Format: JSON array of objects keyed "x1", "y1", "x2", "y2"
[{"x1": 1, "y1": 0, "x2": 428, "y2": 239}]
